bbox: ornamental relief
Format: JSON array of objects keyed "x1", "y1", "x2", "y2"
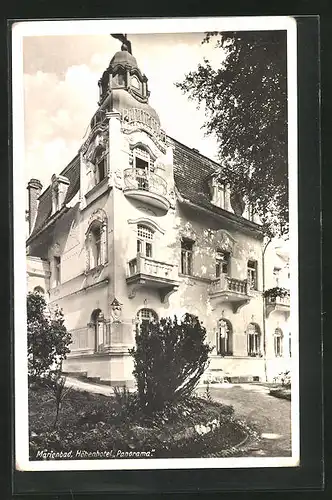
[
  {"x1": 123, "y1": 129, "x2": 166, "y2": 156},
  {"x1": 81, "y1": 123, "x2": 108, "y2": 156},
  {"x1": 83, "y1": 129, "x2": 109, "y2": 164},
  {"x1": 86, "y1": 208, "x2": 107, "y2": 231}
]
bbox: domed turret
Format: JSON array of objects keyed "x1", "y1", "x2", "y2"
[
  {"x1": 109, "y1": 45, "x2": 139, "y2": 71},
  {"x1": 90, "y1": 34, "x2": 164, "y2": 140}
]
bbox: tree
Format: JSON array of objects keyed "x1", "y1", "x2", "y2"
[
  {"x1": 176, "y1": 31, "x2": 288, "y2": 238},
  {"x1": 129, "y1": 314, "x2": 212, "y2": 414},
  {"x1": 27, "y1": 291, "x2": 72, "y2": 382}
]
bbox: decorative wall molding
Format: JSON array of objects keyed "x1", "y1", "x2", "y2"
[{"x1": 127, "y1": 217, "x2": 165, "y2": 234}]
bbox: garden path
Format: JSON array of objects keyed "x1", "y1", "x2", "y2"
[{"x1": 199, "y1": 384, "x2": 292, "y2": 457}]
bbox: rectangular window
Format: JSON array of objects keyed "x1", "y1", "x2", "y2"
[
  {"x1": 274, "y1": 336, "x2": 283, "y2": 357},
  {"x1": 247, "y1": 260, "x2": 258, "y2": 290},
  {"x1": 248, "y1": 333, "x2": 260, "y2": 355},
  {"x1": 216, "y1": 250, "x2": 230, "y2": 277},
  {"x1": 97, "y1": 158, "x2": 106, "y2": 183},
  {"x1": 137, "y1": 225, "x2": 154, "y2": 258},
  {"x1": 289, "y1": 334, "x2": 292, "y2": 357},
  {"x1": 181, "y1": 238, "x2": 194, "y2": 275},
  {"x1": 135, "y1": 156, "x2": 149, "y2": 190},
  {"x1": 146, "y1": 242, "x2": 152, "y2": 258},
  {"x1": 94, "y1": 230, "x2": 101, "y2": 266},
  {"x1": 54, "y1": 256, "x2": 61, "y2": 286}
]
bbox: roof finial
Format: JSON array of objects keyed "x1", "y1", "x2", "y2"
[{"x1": 111, "y1": 33, "x2": 132, "y2": 54}]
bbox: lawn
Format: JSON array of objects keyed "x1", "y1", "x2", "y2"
[{"x1": 28, "y1": 383, "x2": 252, "y2": 460}]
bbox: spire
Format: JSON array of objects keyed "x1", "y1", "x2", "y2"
[{"x1": 111, "y1": 33, "x2": 132, "y2": 54}]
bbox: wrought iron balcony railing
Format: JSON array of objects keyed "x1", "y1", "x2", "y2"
[{"x1": 123, "y1": 168, "x2": 168, "y2": 197}]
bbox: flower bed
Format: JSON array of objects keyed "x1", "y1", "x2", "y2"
[
  {"x1": 29, "y1": 384, "x2": 250, "y2": 460},
  {"x1": 269, "y1": 388, "x2": 291, "y2": 401}
]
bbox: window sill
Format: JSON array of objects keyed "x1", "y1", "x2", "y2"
[
  {"x1": 178, "y1": 273, "x2": 211, "y2": 283},
  {"x1": 84, "y1": 264, "x2": 106, "y2": 276},
  {"x1": 85, "y1": 177, "x2": 109, "y2": 200}
]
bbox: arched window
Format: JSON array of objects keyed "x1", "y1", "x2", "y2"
[
  {"x1": 274, "y1": 327, "x2": 283, "y2": 357},
  {"x1": 137, "y1": 224, "x2": 154, "y2": 257},
  {"x1": 216, "y1": 319, "x2": 233, "y2": 356},
  {"x1": 289, "y1": 332, "x2": 292, "y2": 357},
  {"x1": 90, "y1": 309, "x2": 105, "y2": 352},
  {"x1": 136, "y1": 308, "x2": 158, "y2": 326},
  {"x1": 131, "y1": 75, "x2": 141, "y2": 91},
  {"x1": 34, "y1": 286, "x2": 45, "y2": 295},
  {"x1": 86, "y1": 218, "x2": 107, "y2": 270},
  {"x1": 246, "y1": 322, "x2": 261, "y2": 356}
]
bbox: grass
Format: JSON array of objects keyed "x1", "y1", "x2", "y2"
[{"x1": 28, "y1": 383, "x2": 249, "y2": 460}]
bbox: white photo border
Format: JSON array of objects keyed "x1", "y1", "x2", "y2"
[{"x1": 12, "y1": 16, "x2": 299, "y2": 472}]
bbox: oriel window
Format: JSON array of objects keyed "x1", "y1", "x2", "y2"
[{"x1": 181, "y1": 238, "x2": 194, "y2": 275}]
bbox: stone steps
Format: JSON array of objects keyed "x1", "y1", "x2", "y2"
[{"x1": 63, "y1": 371, "x2": 116, "y2": 387}]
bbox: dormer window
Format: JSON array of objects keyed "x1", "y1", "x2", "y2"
[
  {"x1": 52, "y1": 184, "x2": 59, "y2": 213},
  {"x1": 208, "y1": 175, "x2": 228, "y2": 209},
  {"x1": 51, "y1": 174, "x2": 69, "y2": 214}
]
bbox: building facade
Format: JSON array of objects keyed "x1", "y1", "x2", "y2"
[{"x1": 26, "y1": 41, "x2": 291, "y2": 386}]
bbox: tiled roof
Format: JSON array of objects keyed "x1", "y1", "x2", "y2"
[
  {"x1": 28, "y1": 155, "x2": 80, "y2": 240},
  {"x1": 170, "y1": 136, "x2": 221, "y2": 206},
  {"x1": 28, "y1": 136, "x2": 261, "y2": 243},
  {"x1": 169, "y1": 137, "x2": 261, "y2": 232}
]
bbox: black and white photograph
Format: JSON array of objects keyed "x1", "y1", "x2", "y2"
[{"x1": 12, "y1": 17, "x2": 299, "y2": 471}]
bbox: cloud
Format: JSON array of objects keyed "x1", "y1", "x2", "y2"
[{"x1": 24, "y1": 34, "x2": 224, "y2": 187}]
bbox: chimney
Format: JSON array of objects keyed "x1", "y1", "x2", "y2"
[{"x1": 27, "y1": 178, "x2": 43, "y2": 233}]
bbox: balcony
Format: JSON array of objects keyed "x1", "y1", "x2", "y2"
[
  {"x1": 126, "y1": 253, "x2": 180, "y2": 303},
  {"x1": 123, "y1": 168, "x2": 170, "y2": 213},
  {"x1": 265, "y1": 294, "x2": 290, "y2": 318},
  {"x1": 208, "y1": 275, "x2": 250, "y2": 313}
]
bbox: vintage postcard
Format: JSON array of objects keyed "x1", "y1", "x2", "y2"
[{"x1": 12, "y1": 16, "x2": 299, "y2": 472}]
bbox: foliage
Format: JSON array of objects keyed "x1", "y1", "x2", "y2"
[
  {"x1": 29, "y1": 384, "x2": 242, "y2": 459},
  {"x1": 27, "y1": 291, "x2": 72, "y2": 382},
  {"x1": 263, "y1": 286, "x2": 290, "y2": 299},
  {"x1": 176, "y1": 31, "x2": 288, "y2": 238},
  {"x1": 129, "y1": 314, "x2": 213, "y2": 414},
  {"x1": 273, "y1": 370, "x2": 291, "y2": 388},
  {"x1": 42, "y1": 372, "x2": 73, "y2": 430}
]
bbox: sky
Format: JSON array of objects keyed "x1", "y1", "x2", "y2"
[{"x1": 23, "y1": 32, "x2": 226, "y2": 190}]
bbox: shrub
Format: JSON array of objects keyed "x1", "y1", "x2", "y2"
[
  {"x1": 129, "y1": 314, "x2": 212, "y2": 415},
  {"x1": 263, "y1": 287, "x2": 290, "y2": 300},
  {"x1": 273, "y1": 370, "x2": 291, "y2": 388},
  {"x1": 27, "y1": 292, "x2": 72, "y2": 382}
]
